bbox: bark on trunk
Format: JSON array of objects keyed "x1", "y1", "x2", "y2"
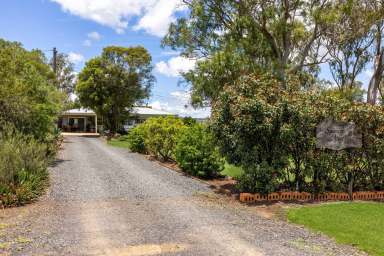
[
  {"x1": 367, "y1": 24, "x2": 383, "y2": 105},
  {"x1": 367, "y1": 52, "x2": 384, "y2": 104},
  {"x1": 348, "y1": 172, "x2": 354, "y2": 201}
]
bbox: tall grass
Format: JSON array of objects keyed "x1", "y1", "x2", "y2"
[{"x1": 0, "y1": 128, "x2": 52, "y2": 206}]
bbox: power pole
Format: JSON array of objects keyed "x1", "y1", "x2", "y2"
[{"x1": 53, "y1": 47, "x2": 58, "y2": 75}]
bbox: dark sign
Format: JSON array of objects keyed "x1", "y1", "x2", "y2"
[{"x1": 316, "y1": 119, "x2": 362, "y2": 150}]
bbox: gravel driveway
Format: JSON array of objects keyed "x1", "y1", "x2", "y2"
[{"x1": 2, "y1": 136, "x2": 365, "y2": 256}]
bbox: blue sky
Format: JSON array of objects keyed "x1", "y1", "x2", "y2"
[{"x1": 0, "y1": 0, "x2": 209, "y2": 118}]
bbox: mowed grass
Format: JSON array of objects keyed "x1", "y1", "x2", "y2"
[
  {"x1": 221, "y1": 163, "x2": 244, "y2": 178},
  {"x1": 287, "y1": 202, "x2": 384, "y2": 256},
  {"x1": 107, "y1": 138, "x2": 130, "y2": 149}
]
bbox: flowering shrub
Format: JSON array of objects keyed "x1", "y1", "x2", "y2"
[{"x1": 211, "y1": 72, "x2": 384, "y2": 195}]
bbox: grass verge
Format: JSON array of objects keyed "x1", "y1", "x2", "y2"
[
  {"x1": 107, "y1": 138, "x2": 130, "y2": 149},
  {"x1": 287, "y1": 202, "x2": 384, "y2": 256}
]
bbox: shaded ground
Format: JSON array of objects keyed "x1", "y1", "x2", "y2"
[{"x1": 2, "y1": 136, "x2": 366, "y2": 256}]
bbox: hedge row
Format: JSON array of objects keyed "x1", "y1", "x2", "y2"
[
  {"x1": 121, "y1": 116, "x2": 224, "y2": 178},
  {"x1": 212, "y1": 73, "x2": 384, "y2": 195}
]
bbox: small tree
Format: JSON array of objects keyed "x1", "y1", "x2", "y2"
[
  {"x1": 142, "y1": 116, "x2": 185, "y2": 161},
  {"x1": 76, "y1": 46, "x2": 154, "y2": 134}
]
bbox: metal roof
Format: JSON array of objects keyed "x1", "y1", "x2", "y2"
[
  {"x1": 131, "y1": 107, "x2": 175, "y2": 116},
  {"x1": 63, "y1": 107, "x2": 175, "y2": 116},
  {"x1": 63, "y1": 108, "x2": 96, "y2": 115}
]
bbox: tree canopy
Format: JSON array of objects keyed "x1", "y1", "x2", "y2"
[
  {"x1": 76, "y1": 46, "x2": 155, "y2": 133},
  {"x1": 163, "y1": 0, "x2": 334, "y2": 105},
  {"x1": 50, "y1": 52, "x2": 76, "y2": 97},
  {"x1": 163, "y1": 0, "x2": 384, "y2": 105}
]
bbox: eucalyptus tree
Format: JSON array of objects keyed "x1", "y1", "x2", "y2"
[
  {"x1": 163, "y1": 0, "x2": 333, "y2": 105},
  {"x1": 367, "y1": 16, "x2": 384, "y2": 105},
  {"x1": 50, "y1": 53, "x2": 76, "y2": 96},
  {"x1": 323, "y1": 0, "x2": 384, "y2": 104}
]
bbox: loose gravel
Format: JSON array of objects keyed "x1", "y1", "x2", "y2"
[{"x1": 2, "y1": 136, "x2": 366, "y2": 256}]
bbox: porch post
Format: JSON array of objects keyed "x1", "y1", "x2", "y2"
[{"x1": 95, "y1": 114, "x2": 98, "y2": 134}]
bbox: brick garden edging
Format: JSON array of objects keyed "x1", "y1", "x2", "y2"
[{"x1": 239, "y1": 191, "x2": 384, "y2": 203}]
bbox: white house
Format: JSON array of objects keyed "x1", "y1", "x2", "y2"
[
  {"x1": 58, "y1": 107, "x2": 175, "y2": 134},
  {"x1": 58, "y1": 108, "x2": 98, "y2": 133},
  {"x1": 124, "y1": 107, "x2": 175, "y2": 130}
]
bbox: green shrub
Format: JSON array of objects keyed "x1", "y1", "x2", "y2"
[
  {"x1": 237, "y1": 162, "x2": 279, "y2": 194},
  {"x1": 0, "y1": 128, "x2": 49, "y2": 206},
  {"x1": 0, "y1": 39, "x2": 63, "y2": 141},
  {"x1": 125, "y1": 125, "x2": 146, "y2": 153},
  {"x1": 175, "y1": 124, "x2": 224, "y2": 178},
  {"x1": 211, "y1": 73, "x2": 295, "y2": 193},
  {"x1": 142, "y1": 116, "x2": 185, "y2": 161},
  {"x1": 0, "y1": 40, "x2": 63, "y2": 207},
  {"x1": 212, "y1": 72, "x2": 384, "y2": 195},
  {"x1": 182, "y1": 116, "x2": 197, "y2": 126}
]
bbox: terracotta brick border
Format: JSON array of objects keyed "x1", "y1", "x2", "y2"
[{"x1": 239, "y1": 191, "x2": 384, "y2": 203}]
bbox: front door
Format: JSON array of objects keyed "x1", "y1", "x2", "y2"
[{"x1": 69, "y1": 118, "x2": 85, "y2": 132}]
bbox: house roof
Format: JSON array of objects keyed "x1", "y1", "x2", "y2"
[
  {"x1": 62, "y1": 107, "x2": 175, "y2": 117},
  {"x1": 63, "y1": 108, "x2": 96, "y2": 116},
  {"x1": 131, "y1": 107, "x2": 175, "y2": 116}
]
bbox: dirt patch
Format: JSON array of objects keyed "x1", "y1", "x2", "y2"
[
  {"x1": 207, "y1": 178, "x2": 238, "y2": 197},
  {"x1": 145, "y1": 155, "x2": 239, "y2": 195}
]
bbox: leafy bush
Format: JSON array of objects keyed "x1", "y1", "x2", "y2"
[
  {"x1": 0, "y1": 128, "x2": 49, "y2": 206},
  {"x1": 237, "y1": 162, "x2": 279, "y2": 194},
  {"x1": 142, "y1": 116, "x2": 185, "y2": 161},
  {"x1": 0, "y1": 39, "x2": 63, "y2": 206},
  {"x1": 0, "y1": 39, "x2": 63, "y2": 141},
  {"x1": 212, "y1": 72, "x2": 384, "y2": 195},
  {"x1": 175, "y1": 124, "x2": 224, "y2": 178},
  {"x1": 211, "y1": 73, "x2": 297, "y2": 193},
  {"x1": 125, "y1": 125, "x2": 146, "y2": 153},
  {"x1": 182, "y1": 116, "x2": 197, "y2": 126}
]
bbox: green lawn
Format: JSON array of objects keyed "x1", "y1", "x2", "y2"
[
  {"x1": 287, "y1": 202, "x2": 384, "y2": 256},
  {"x1": 107, "y1": 138, "x2": 130, "y2": 149},
  {"x1": 221, "y1": 163, "x2": 244, "y2": 178}
]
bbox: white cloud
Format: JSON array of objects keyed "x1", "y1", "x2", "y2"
[
  {"x1": 170, "y1": 91, "x2": 190, "y2": 101},
  {"x1": 155, "y1": 56, "x2": 196, "y2": 77},
  {"x1": 68, "y1": 52, "x2": 85, "y2": 64},
  {"x1": 150, "y1": 91, "x2": 211, "y2": 118},
  {"x1": 134, "y1": 0, "x2": 185, "y2": 37},
  {"x1": 50, "y1": 0, "x2": 185, "y2": 36},
  {"x1": 83, "y1": 31, "x2": 102, "y2": 46},
  {"x1": 88, "y1": 31, "x2": 102, "y2": 41}
]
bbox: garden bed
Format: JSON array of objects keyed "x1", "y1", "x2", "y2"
[{"x1": 240, "y1": 191, "x2": 384, "y2": 203}]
